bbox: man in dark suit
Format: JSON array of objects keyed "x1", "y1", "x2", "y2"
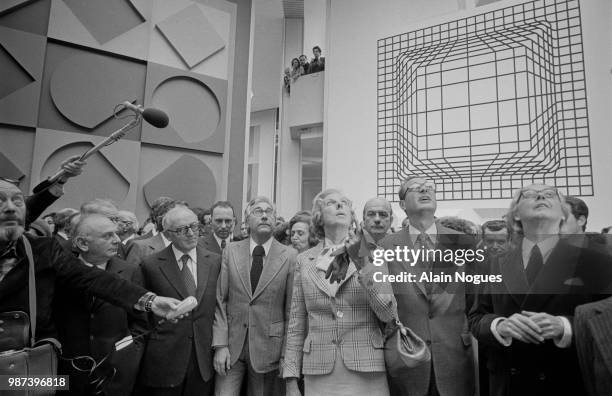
[
  {"x1": 575, "y1": 297, "x2": 612, "y2": 396},
  {"x1": 133, "y1": 206, "x2": 221, "y2": 395},
  {"x1": 199, "y1": 201, "x2": 236, "y2": 255},
  {"x1": 308, "y1": 46, "x2": 325, "y2": 73},
  {"x1": 0, "y1": 179, "x2": 185, "y2": 347},
  {"x1": 379, "y1": 176, "x2": 476, "y2": 396},
  {"x1": 561, "y1": 196, "x2": 612, "y2": 255},
  {"x1": 125, "y1": 200, "x2": 178, "y2": 265},
  {"x1": 213, "y1": 196, "x2": 296, "y2": 396},
  {"x1": 469, "y1": 184, "x2": 612, "y2": 396},
  {"x1": 54, "y1": 214, "x2": 145, "y2": 395}
]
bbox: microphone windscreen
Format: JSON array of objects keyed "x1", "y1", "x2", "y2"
[{"x1": 142, "y1": 108, "x2": 169, "y2": 128}]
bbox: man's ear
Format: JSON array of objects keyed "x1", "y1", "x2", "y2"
[
  {"x1": 74, "y1": 236, "x2": 88, "y2": 252},
  {"x1": 578, "y1": 215, "x2": 587, "y2": 228}
]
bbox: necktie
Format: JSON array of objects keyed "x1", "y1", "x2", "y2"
[
  {"x1": 220, "y1": 239, "x2": 226, "y2": 250},
  {"x1": 416, "y1": 233, "x2": 435, "y2": 294},
  {"x1": 526, "y1": 245, "x2": 543, "y2": 286},
  {"x1": 251, "y1": 245, "x2": 265, "y2": 293},
  {"x1": 180, "y1": 254, "x2": 197, "y2": 296}
]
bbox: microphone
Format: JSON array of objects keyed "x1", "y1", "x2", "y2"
[{"x1": 122, "y1": 102, "x2": 169, "y2": 128}]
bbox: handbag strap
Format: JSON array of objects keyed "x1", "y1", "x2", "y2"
[{"x1": 21, "y1": 236, "x2": 37, "y2": 346}]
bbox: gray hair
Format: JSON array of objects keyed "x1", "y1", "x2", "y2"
[
  {"x1": 311, "y1": 188, "x2": 353, "y2": 238},
  {"x1": 505, "y1": 186, "x2": 570, "y2": 235},
  {"x1": 243, "y1": 196, "x2": 276, "y2": 220},
  {"x1": 161, "y1": 205, "x2": 193, "y2": 230}
]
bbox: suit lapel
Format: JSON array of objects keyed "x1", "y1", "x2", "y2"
[
  {"x1": 252, "y1": 240, "x2": 287, "y2": 300},
  {"x1": 393, "y1": 230, "x2": 428, "y2": 298},
  {"x1": 500, "y1": 247, "x2": 530, "y2": 306},
  {"x1": 195, "y1": 247, "x2": 212, "y2": 302},
  {"x1": 91, "y1": 258, "x2": 124, "y2": 311},
  {"x1": 158, "y1": 247, "x2": 188, "y2": 299},
  {"x1": 306, "y1": 244, "x2": 332, "y2": 298},
  {"x1": 233, "y1": 239, "x2": 252, "y2": 297},
  {"x1": 522, "y1": 242, "x2": 578, "y2": 310}
]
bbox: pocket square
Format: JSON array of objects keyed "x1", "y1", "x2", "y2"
[{"x1": 563, "y1": 277, "x2": 584, "y2": 286}]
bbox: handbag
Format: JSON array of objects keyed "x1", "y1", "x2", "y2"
[
  {"x1": 384, "y1": 319, "x2": 431, "y2": 377},
  {"x1": 0, "y1": 236, "x2": 61, "y2": 396}
]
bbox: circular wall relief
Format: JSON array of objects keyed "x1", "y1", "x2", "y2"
[
  {"x1": 144, "y1": 155, "x2": 217, "y2": 209},
  {"x1": 150, "y1": 76, "x2": 221, "y2": 143}
]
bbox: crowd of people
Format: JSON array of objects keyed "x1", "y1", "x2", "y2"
[
  {"x1": 1, "y1": 155, "x2": 612, "y2": 396},
  {"x1": 283, "y1": 46, "x2": 326, "y2": 93}
]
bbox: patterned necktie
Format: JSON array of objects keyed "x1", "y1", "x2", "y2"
[
  {"x1": 251, "y1": 245, "x2": 265, "y2": 293},
  {"x1": 220, "y1": 239, "x2": 226, "y2": 250},
  {"x1": 0, "y1": 243, "x2": 18, "y2": 282},
  {"x1": 180, "y1": 254, "x2": 196, "y2": 296},
  {"x1": 526, "y1": 245, "x2": 543, "y2": 286},
  {"x1": 416, "y1": 233, "x2": 435, "y2": 294}
]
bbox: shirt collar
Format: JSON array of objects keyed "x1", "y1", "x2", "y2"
[
  {"x1": 214, "y1": 234, "x2": 231, "y2": 248},
  {"x1": 57, "y1": 231, "x2": 68, "y2": 240},
  {"x1": 160, "y1": 232, "x2": 171, "y2": 247},
  {"x1": 521, "y1": 235, "x2": 560, "y2": 266},
  {"x1": 172, "y1": 245, "x2": 197, "y2": 266},
  {"x1": 78, "y1": 255, "x2": 108, "y2": 271},
  {"x1": 250, "y1": 236, "x2": 273, "y2": 256},
  {"x1": 122, "y1": 234, "x2": 135, "y2": 245},
  {"x1": 407, "y1": 221, "x2": 437, "y2": 245}
]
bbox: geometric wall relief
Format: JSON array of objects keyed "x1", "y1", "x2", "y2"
[
  {"x1": 377, "y1": 0, "x2": 592, "y2": 201},
  {"x1": 30, "y1": 129, "x2": 140, "y2": 213},
  {"x1": 148, "y1": 0, "x2": 233, "y2": 80},
  {"x1": 141, "y1": 62, "x2": 227, "y2": 153},
  {"x1": 0, "y1": 0, "x2": 51, "y2": 36},
  {"x1": 0, "y1": 126, "x2": 36, "y2": 191},
  {"x1": 38, "y1": 42, "x2": 146, "y2": 140},
  {"x1": 143, "y1": 154, "x2": 217, "y2": 211},
  {"x1": 47, "y1": 0, "x2": 152, "y2": 60},
  {"x1": 156, "y1": 4, "x2": 225, "y2": 69},
  {"x1": 0, "y1": 26, "x2": 46, "y2": 127}
]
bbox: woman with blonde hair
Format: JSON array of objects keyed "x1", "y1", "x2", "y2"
[{"x1": 283, "y1": 189, "x2": 397, "y2": 396}]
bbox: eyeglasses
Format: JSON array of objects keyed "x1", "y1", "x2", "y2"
[
  {"x1": 520, "y1": 188, "x2": 558, "y2": 200},
  {"x1": 167, "y1": 222, "x2": 200, "y2": 236},
  {"x1": 400, "y1": 180, "x2": 436, "y2": 199},
  {"x1": 365, "y1": 210, "x2": 390, "y2": 218},
  {"x1": 251, "y1": 208, "x2": 274, "y2": 217},
  {"x1": 323, "y1": 199, "x2": 351, "y2": 208}
]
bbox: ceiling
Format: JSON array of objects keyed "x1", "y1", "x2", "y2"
[{"x1": 282, "y1": 0, "x2": 303, "y2": 18}]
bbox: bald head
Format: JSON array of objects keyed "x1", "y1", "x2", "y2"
[
  {"x1": 363, "y1": 197, "x2": 393, "y2": 242},
  {"x1": 73, "y1": 214, "x2": 120, "y2": 263},
  {"x1": 80, "y1": 199, "x2": 118, "y2": 220},
  {"x1": 0, "y1": 179, "x2": 26, "y2": 243}
]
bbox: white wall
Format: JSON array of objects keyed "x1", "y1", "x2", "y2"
[
  {"x1": 303, "y1": 0, "x2": 327, "y2": 57},
  {"x1": 251, "y1": 0, "x2": 284, "y2": 112},
  {"x1": 324, "y1": 0, "x2": 612, "y2": 230},
  {"x1": 250, "y1": 109, "x2": 277, "y2": 200}
]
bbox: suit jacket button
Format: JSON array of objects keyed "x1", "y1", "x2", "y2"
[
  {"x1": 510, "y1": 368, "x2": 519, "y2": 376},
  {"x1": 336, "y1": 311, "x2": 344, "y2": 318},
  {"x1": 425, "y1": 340, "x2": 431, "y2": 346},
  {"x1": 538, "y1": 373, "x2": 546, "y2": 380}
]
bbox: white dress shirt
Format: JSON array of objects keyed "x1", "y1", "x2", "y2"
[
  {"x1": 248, "y1": 237, "x2": 274, "y2": 269},
  {"x1": 407, "y1": 221, "x2": 438, "y2": 246},
  {"x1": 172, "y1": 245, "x2": 197, "y2": 286}
]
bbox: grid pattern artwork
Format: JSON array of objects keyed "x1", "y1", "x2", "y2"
[{"x1": 377, "y1": 0, "x2": 592, "y2": 201}]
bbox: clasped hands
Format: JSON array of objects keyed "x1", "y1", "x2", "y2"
[{"x1": 496, "y1": 311, "x2": 565, "y2": 343}]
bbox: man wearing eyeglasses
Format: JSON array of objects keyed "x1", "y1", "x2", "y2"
[
  {"x1": 133, "y1": 206, "x2": 221, "y2": 395},
  {"x1": 213, "y1": 196, "x2": 296, "y2": 396},
  {"x1": 380, "y1": 176, "x2": 477, "y2": 396},
  {"x1": 362, "y1": 197, "x2": 394, "y2": 244},
  {"x1": 116, "y1": 210, "x2": 139, "y2": 245},
  {"x1": 468, "y1": 184, "x2": 612, "y2": 396}
]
